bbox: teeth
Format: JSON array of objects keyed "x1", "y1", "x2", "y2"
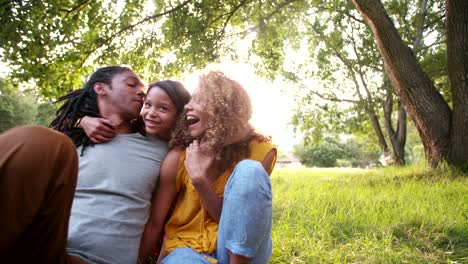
[{"x1": 186, "y1": 115, "x2": 199, "y2": 125}]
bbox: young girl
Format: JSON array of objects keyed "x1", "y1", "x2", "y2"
[{"x1": 139, "y1": 71, "x2": 277, "y2": 264}]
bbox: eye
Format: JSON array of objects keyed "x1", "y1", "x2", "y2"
[
  {"x1": 159, "y1": 106, "x2": 168, "y2": 112},
  {"x1": 144, "y1": 102, "x2": 151, "y2": 107},
  {"x1": 128, "y1": 83, "x2": 136, "y2": 87}
]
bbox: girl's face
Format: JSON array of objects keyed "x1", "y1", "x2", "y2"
[
  {"x1": 140, "y1": 86, "x2": 178, "y2": 140},
  {"x1": 184, "y1": 91, "x2": 210, "y2": 139}
]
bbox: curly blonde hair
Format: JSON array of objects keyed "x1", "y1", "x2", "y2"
[{"x1": 170, "y1": 71, "x2": 271, "y2": 171}]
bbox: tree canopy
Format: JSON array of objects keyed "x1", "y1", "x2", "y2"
[{"x1": 1, "y1": 0, "x2": 466, "y2": 168}]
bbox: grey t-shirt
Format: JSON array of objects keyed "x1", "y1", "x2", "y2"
[{"x1": 67, "y1": 133, "x2": 168, "y2": 264}]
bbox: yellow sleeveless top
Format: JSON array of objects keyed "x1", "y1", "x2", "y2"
[{"x1": 163, "y1": 140, "x2": 276, "y2": 256}]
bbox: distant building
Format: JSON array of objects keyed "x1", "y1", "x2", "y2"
[{"x1": 276, "y1": 153, "x2": 303, "y2": 168}]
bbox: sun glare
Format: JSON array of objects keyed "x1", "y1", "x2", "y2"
[{"x1": 181, "y1": 62, "x2": 300, "y2": 151}]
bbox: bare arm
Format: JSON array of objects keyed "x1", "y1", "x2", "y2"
[
  {"x1": 261, "y1": 148, "x2": 277, "y2": 176},
  {"x1": 191, "y1": 177, "x2": 223, "y2": 222},
  {"x1": 138, "y1": 149, "x2": 180, "y2": 262},
  {"x1": 78, "y1": 116, "x2": 116, "y2": 143},
  {"x1": 184, "y1": 140, "x2": 223, "y2": 222}
]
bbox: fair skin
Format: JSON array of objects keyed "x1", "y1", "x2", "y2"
[{"x1": 138, "y1": 95, "x2": 276, "y2": 264}]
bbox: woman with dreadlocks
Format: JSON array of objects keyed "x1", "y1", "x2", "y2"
[
  {"x1": 49, "y1": 65, "x2": 191, "y2": 264},
  {"x1": 138, "y1": 70, "x2": 277, "y2": 264}
]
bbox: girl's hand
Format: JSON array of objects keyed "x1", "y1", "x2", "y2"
[
  {"x1": 79, "y1": 116, "x2": 116, "y2": 144},
  {"x1": 184, "y1": 140, "x2": 215, "y2": 184}
]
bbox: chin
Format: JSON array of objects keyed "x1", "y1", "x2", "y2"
[{"x1": 145, "y1": 129, "x2": 158, "y2": 137}]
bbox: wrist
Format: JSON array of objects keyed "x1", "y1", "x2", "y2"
[
  {"x1": 191, "y1": 175, "x2": 209, "y2": 187},
  {"x1": 74, "y1": 117, "x2": 83, "y2": 128}
]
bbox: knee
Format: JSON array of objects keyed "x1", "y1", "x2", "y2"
[
  {"x1": 232, "y1": 160, "x2": 268, "y2": 183},
  {"x1": 226, "y1": 160, "x2": 271, "y2": 198},
  {"x1": 235, "y1": 160, "x2": 266, "y2": 174}
]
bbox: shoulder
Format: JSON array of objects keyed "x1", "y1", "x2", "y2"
[
  {"x1": 249, "y1": 140, "x2": 275, "y2": 155},
  {"x1": 161, "y1": 148, "x2": 186, "y2": 190},
  {"x1": 165, "y1": 149, "x2": 183, "y2": 162},
  {"x1": 162, "y1": 149, "x2": 182, "y2": 170},
  {"x1": 249, "y1": 138, "x2": 277, "y2": 175}
]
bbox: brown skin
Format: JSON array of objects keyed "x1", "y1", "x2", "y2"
[{"x1": 93, "y1": 71, "x2": 145, "y2": 134}]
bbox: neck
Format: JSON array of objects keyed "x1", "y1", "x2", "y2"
[{"x1": 98, "y1": 101, "x2": 133, "y2": 134}]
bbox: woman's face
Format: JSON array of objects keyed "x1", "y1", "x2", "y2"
[
  {"x1": 140, "y1": 86, "x2": 178, "y2": 140},
  {"x1": 184, "y1": 92, "x2": 210, "y2": 139}
]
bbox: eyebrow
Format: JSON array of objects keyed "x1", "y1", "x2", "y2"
[{"x1": 124, "y1": 76, "x2": 144, "y2": 86}]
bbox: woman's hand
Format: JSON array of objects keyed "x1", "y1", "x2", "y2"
[
  {"x1": 79, "y1": 116, "x2": 116, "y2": 144},
  {"x1": 184, "y1": 140, "x2": 222, "y2": 222},
  {"x1": 184, "y1": 140, "x2": 215, "y2": 184}
]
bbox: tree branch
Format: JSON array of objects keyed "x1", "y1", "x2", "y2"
[
  {"x1": 310, "y1": 89, "x2": 359, "y2": 104},
  {"x1": 228, "y1": 0, "x2": 299, "y2": 38},
  {"x1": 315, "y1": 5, "x2": 365, "y2": 24},
  {"x1": 210, "y1": 0, "x2": 252, "y2": 54},
  {"x1": 79, "y1": 0, "x2": 193, "y2": 66},
  {"x1": 60, "y1": 0, "x2": 93, "y2": 17}
]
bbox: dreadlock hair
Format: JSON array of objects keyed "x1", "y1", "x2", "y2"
[{"x1": 50, "y1": 66, "x2": 134, "y2": 153}]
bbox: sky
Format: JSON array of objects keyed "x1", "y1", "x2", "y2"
[{"x1": 181, "y1": 62, "x2": 301, "y2": 151}]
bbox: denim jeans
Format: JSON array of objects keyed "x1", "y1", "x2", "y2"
[{"x1": 161, "y1": 160, "x2": 273, "y2": 264}]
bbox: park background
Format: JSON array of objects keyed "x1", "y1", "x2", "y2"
[{"x1": 0, "y1": 0, "x2": 467, "y2": 263}]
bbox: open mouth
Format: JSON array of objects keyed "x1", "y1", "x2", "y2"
[
  {"x1": 186, "y1": 115, "x2": 200, "y2": 126},
  {"x1": 145, "y1": 119, "x2": 159, "y2": 127}
]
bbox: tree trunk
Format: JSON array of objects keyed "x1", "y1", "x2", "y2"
[
  {"x1": 446, "y1": 0, "x2": 468, "y2": 167},
  {"x1": 352, "y1": 0, "x2": 452, "y2": 167},
  {"x1": 383, "y1": 85, "x2": 406, "y2": 166},
  {"x1": 368, "y1": 109, "x2": 390, "y2": 156}
]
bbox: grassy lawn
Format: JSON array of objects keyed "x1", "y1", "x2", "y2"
[{"x1": 270, "y1": 165, "x2": 468, "y2": 263}]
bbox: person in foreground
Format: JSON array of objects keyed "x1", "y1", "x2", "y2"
[
  {"x1": 139, "y1": 70, "x2": 277, "y2": 264},
  {"x1": 51, "y1": 66, "x2": 190, "y2": 264},
  {"x1": 0, "y1": 126, "x2": 85, "y2": 263}
]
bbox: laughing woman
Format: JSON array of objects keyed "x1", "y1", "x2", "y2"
[{"x1": 139, "y1": 71, "x2": 277, "y2": 264}]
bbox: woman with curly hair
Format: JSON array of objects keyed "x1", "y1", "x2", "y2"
[{"x1": 139, "y1": 70, "x2": 277, "y2": 264}]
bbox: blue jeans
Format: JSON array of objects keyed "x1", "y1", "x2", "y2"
[{"x1": 161, "y1": 160, "x2": 273, "y2": 264}]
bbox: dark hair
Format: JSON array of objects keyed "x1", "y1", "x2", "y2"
[
  {"x1": 134, "y1": 80, "x2": 191, "y2": 137},
  {"x1": 50, "y1": 66, "x2": 133, "y2": 152},
  {"x1": 149, "y1": 80, "x2": 191, "y2": 115}
]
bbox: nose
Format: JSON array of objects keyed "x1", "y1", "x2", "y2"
[
  {"x1": 148, "y1": 107, "x2": 158, "y2": 117},
  {"x1": 136, "y1": 84, "x2": 145, "y2": 96},
  {"x1": 184, "y1": 101, "x2": 193, "y2": 112}
]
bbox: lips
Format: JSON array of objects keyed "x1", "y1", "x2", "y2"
[
  {"x1": 145, "y1": 119, "x2": 160, "y2": 127},
  {"x1": 133, "y1": 100, "x2": 143, "y2": 107},
  {"x1": 186, "y1": 115, "x2": 200, "y2": 126}
]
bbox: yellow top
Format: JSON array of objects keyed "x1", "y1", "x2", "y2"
[{"x1": 163, "y1": 140, "x2": 276, "y2": 257}]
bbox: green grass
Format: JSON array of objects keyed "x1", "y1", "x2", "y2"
[{"x1": 270, "y1": 165, "x2": 468, "y2": 263}]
